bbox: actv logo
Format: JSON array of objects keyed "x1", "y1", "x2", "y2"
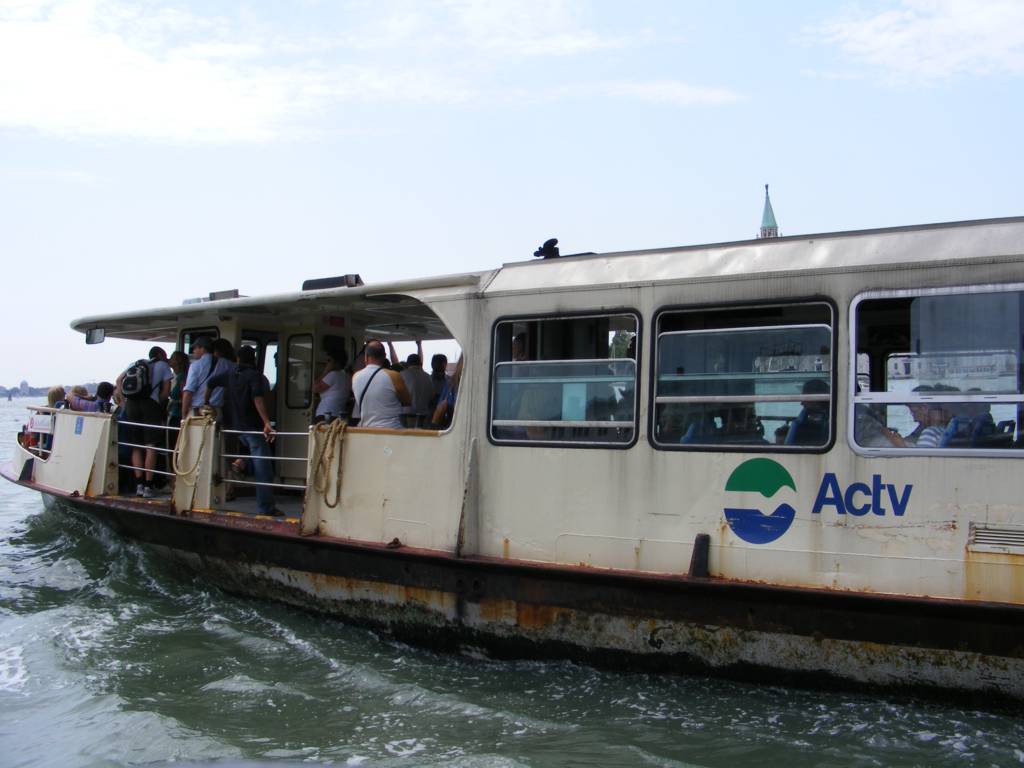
[
  {"x1": 723, "y1": 459, "x2": 913, "y2": 545},
  {"x1": 723, "y1": 459, "x2": 798, "y2": 544}
]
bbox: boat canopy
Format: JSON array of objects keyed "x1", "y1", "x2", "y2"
[{"x1": 71, "y1": 271, "x2": 492, "y2": 342}]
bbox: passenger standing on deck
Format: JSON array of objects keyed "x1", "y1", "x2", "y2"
[
  {"x1": 47, "y1": 386, "x2": 68, "y2": 410},
  {"x1": 208, "y1": 339, "x2": 236, "y2": 421},
  {"x1": 117, "y1": 347, "x2": 173, "y2": 498},
  {"x1": 206, "y1": 345, "x2": 280, "y2": 517},
  {"x1": 431, "y1": 356, "x2": 463, "y2": 430},
  {"x1": 429, "y1": 353, "x2": 449, "y2": 411},
  {"x1": 209, "y1": 338, "x2": 239, "y2": 490},
  {"x1": 166, "y1": 351, "x2": 189, "y2": 429},
  {"x1": 313, "y1": 349, "x2": 352, "y2": 424},
  {"x1": 400, "y1": 345, "x2": 434, "y2": 428},
  {"x1": 181, "y1": 336, "x2": 216, "y2": 416},
  {"x1": 40, "y1": 387, "x2": 68, "y2": 453},
  {"x1": 68, "y1": 382, "x2": 114, "y2": 413},
  {"x1": 351, "y1": 340, "x2": 411, "y2": 429},
  {"x1": 184, "y1": 337, "x2": 234, "y2": 417},
  {"x1": 386, "y1": 341, "x2": 405, "y2": 372},
  {"x1": 212, "y1": 338, "x2": 237, "y2": 368}
]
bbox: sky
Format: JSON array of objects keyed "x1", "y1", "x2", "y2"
[{"x1": 1, "y1": 0, "x2": 1022, "y2": 386}]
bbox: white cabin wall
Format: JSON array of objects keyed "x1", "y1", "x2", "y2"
[
  {"x1": 31, "y1": 411, "x2": 115, "y2": 497},
  {"x1": 218, "y1": 319, "x2": 241, "y2": 349},
  {"x1": 314, "y1": 292, "x2": 483, "y2": 551},
  {"x1": 317, "y1": 430, "x2": 466, "y2": 550},
  {"x1": 473, "y1": 257, "x2": 1024, "y2": 603}
]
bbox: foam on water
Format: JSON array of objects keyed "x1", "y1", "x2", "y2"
[
  {"x1": 201, "y1": 674, "x2": 317, "y2": 701},
  {"x1": 24, "y1": 556, "x2": 92, "y2": 592},
  {"x1": 0, "y1": 645, "x2": 28, "y2": 693}
]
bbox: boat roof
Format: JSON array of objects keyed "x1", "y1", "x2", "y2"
[
  {"x1": 486, "y1": 215, "x2": 1024, "y2": 295},
  {"x1": 72, "y1": 216, "x2": 1024, "y2": 341},
  {"x1": 71, "y1": 272, "x2": 491, "y2": 342}
]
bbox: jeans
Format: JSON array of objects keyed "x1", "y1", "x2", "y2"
[{"x1": 239, "y1": 433, "x2": 275, "y2": 514}]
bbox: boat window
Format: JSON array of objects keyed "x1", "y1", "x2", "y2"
[
  {"x1": 241, "y1": 331, "x2": 279, "y2": 390},
  {"x1": 286, "y1": 334, "x2": 313, "y2": 409},
  {"x1": 179, "y1": 327, "x2": 218, "y2": 353},
  {"x1": 653, "y1": 303, "x2": 833, "y2": 451},
  {"x1": 490, "y1": 312, "x2": 639, "y2": 446},
  {"x1": 264, "y1": 340, "x2": 279, "y2": 391},
  {"x1": 852, "y1": 286, "x2": 1024, "y2": 453}
]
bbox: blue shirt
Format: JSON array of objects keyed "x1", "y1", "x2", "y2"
[
  {"x1": 184, "y1": 355, "x2": 242, "y2": 408},
  {"x1": 208, "y1": 358, "x2": 235, "y2": 406}
]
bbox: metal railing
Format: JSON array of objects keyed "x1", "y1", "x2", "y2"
[
  {"x1": 114, "y1": 419, "x2": 180, "y2": 479},
  {"x1": 21, "y1": 443, "x2": 51, "y2": 459},
  {"x1": 29, "y1": 407, "x2": 314, "y2": 501},
  {"x1": 219, "y1": 428, "x2": 308, "y2": 492}
]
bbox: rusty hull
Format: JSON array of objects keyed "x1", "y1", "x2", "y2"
[{"x1": 16, "y1": 476, "x2": 1024, "y2": 702}]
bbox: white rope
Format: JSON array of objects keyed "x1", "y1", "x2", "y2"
[{"x1": 311, "y1": 420, "x2": 346, "y2": 509}]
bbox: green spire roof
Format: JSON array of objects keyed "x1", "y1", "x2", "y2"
[{"x1": 761, "y1": 184, "x2": 777, "y2": 229}]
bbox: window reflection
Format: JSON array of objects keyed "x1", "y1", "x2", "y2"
[
  {"x1": 854, "y1": 288, "x2": 1024, "y2": 451},
  {"x1": 653, "y1": 304, "x2": 833, "y2": 450},
  {"x1": 490, "y1": 314, "x2": 638, "y2": 445}
]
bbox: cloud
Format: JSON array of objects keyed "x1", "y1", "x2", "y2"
[
  {"x1": 324, "y1": 0, "x2": 631, "y2": 56},
  {"x1": 815, "y1": 0, "x2": 1024, "y2": 83},
  {"x1": 600, "y1": 80, "x2": 741, "y2": 106},
  {"x1": 491, "y1": 79, "x2": 743, "y2": 108},
  {"x1": 0, "y1": 0, "x2": 736, "y2": 143},
  {"x1": 444, "y1": 0, "x2": 631, "y2": 56},
  {"x1": 0, "y1": 1, "x2": 319, "y2": 142},
  {"x1": 1, "y1": 166, "x2": 100, "y2": 186},
  {"x1": 319, "y1": 68, "x2": 476, "y2": 106}
]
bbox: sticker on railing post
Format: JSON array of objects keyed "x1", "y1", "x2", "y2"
[
  {"x1": 75, "y1": 416, "x2": 84, "y2": 435},
  {"x1": 28, "y1": 414, "x2": 52, "y2": 434}
]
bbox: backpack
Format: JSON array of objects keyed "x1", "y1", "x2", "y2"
[{"x1": 122, "y1": 359, "x2": 152, "y2": 400}]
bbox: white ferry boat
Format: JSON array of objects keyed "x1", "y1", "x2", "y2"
[{"x1": 5, "y1": 216, "x2": 1024, "y2": 701}]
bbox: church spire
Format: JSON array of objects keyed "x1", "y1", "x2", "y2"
[{"x1": 759, "y1": 184, "x2": 779, "y2": 239}]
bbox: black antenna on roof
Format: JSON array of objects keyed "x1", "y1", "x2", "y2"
[{"x1": 533, "y1": 238, "x2": 559, "y2": 259}]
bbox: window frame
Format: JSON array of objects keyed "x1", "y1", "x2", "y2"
[
  {"x1": 240, "y1": 329, "x2": 279, "y2": 389},
  {"x1": 649, "y1": 298, "x2": 837, "y2": 454},
  {"x1": 178, "y1": 326, "x2": 219, "y2": 354},
  {"x1": 285, "y1": 333, "x2": 314, "y2": 410},
  {"x1": 849, "y1": 283, "x2": 1024, "y2": 458},
  {"x1": 487, "y1": 308, "x2": 642, "y2": 450}
]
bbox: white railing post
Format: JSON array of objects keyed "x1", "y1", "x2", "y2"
[
  {"x1": 303, "y1": 422, "x2": 347, "y2": 536},
  {"x1": 171, "y1": 418, "x2": 216, "y2": 513}
]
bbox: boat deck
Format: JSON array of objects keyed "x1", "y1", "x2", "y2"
[
  {"x1": 219, "y1": 495, "x2": 304, "y2": 518},
  {"x1": 106, "y1": 489, "x2": 304, "y2": 526}
]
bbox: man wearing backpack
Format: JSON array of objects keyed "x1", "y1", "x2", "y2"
[{"x1": 117, "y1": 346, "x2": 173, "y2": 498}]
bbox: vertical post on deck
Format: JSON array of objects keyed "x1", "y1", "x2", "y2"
[
  {"x1": 455, "y1": 437, "x2": 478, "y2": 557},
  {"x1": 92, "y1": 416, "x2": 119, "y2": 497},
  {"x1": 171, "y1": 418, "x2": 216, "y2": 514},
  {"x1": 301, "y1": 426, "x2": 320, "y2": 536}
]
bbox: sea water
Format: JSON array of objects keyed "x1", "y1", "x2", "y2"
[{"x1": 0, "y1": 399, "x2": 1022, "y2": 767}]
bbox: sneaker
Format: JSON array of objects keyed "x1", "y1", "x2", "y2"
[
  {"x1": 141, "y1": 485, "x2": 156, "y2": 499},
  {"x1": 136, "y1": 484, "x2": 145, "y2": 497}
]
